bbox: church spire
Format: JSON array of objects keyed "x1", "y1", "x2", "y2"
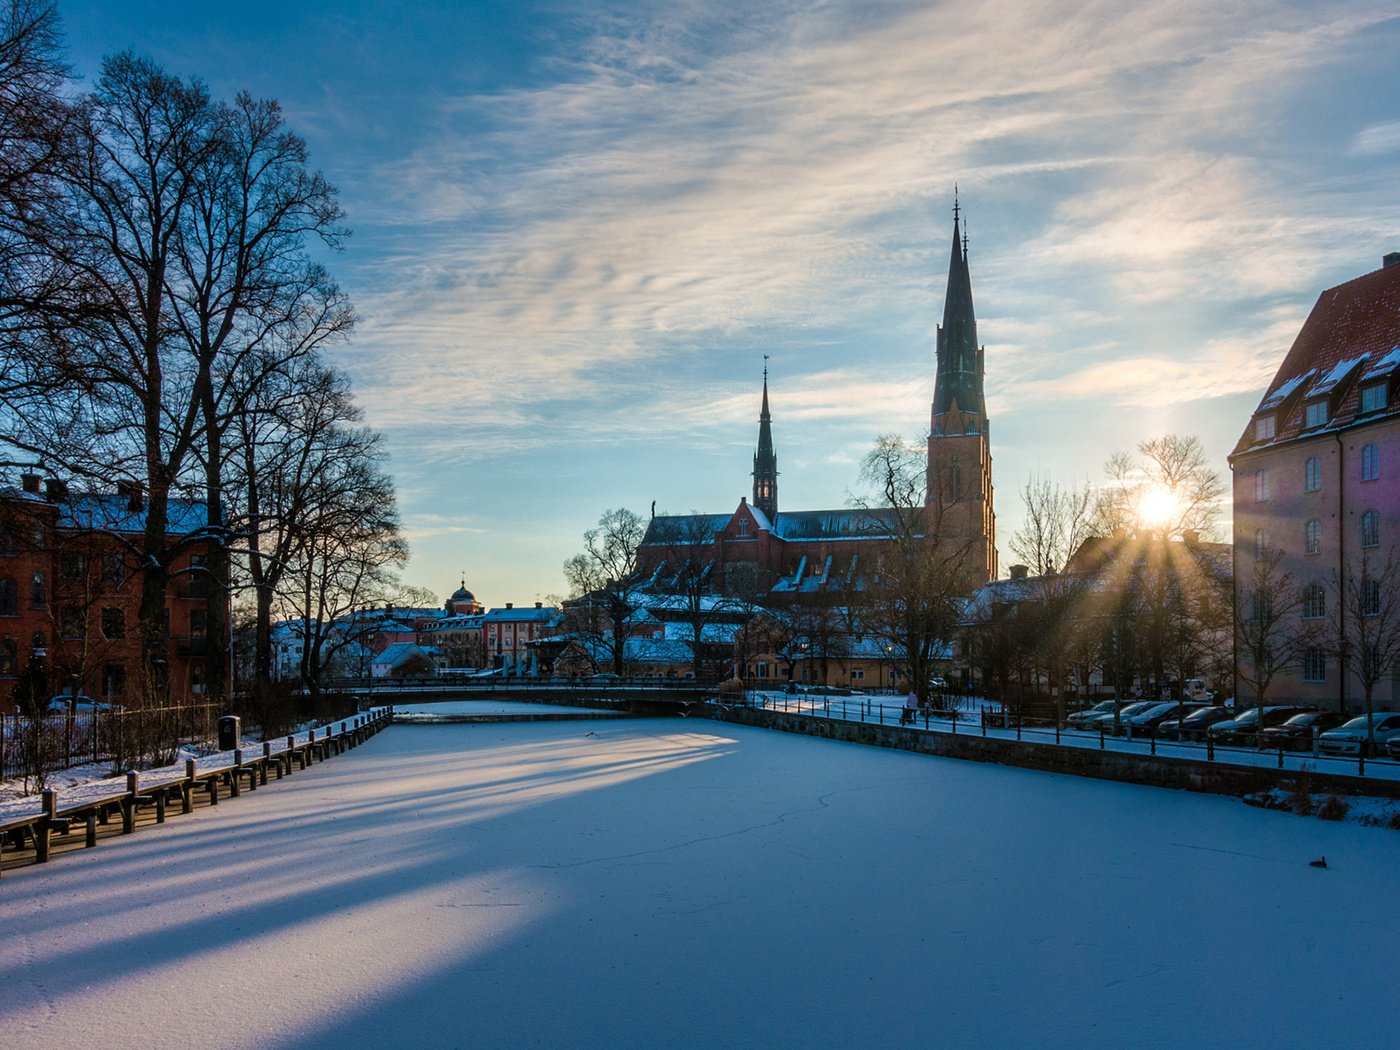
[
  {"x1": 752, "y1": 359, "x2": 778, "y2": 521},
  {"x1": 932, "y1": 202, "x2": 985, "y2": 426}
]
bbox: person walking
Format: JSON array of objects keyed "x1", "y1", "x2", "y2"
[{"x1": 901, "y1": 690, "x2": 918, "y2": 726}]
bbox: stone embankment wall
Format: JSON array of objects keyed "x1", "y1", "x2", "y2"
[{"x1": 703, "y1": 703, "x2": 1400, "y2": 800}]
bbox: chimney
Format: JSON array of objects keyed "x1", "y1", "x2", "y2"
[
  {"x1": 1009, "y1": 564, "x2": 1029, "y2": 580},
  {"x1": 20, "y1": 472, "x2": 40, "y2": 494},
  {"x1": 1385, "y1": 251, "x2": 1400, "y2": 269},
  {"x1": 535, "y1": 601, "x2": 542, "y2": 609},
  {"x1": 116, "y1": 480, "x2": 144, "y2": 512},
  {"x1": 505, "y1": 602, "x2": 513, "y2": 610},
  {"x1": 44, "y1": 479, "x2": 67, "y2": 503}
]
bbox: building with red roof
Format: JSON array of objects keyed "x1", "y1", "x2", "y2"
[{"x1": 1230, "y1": 252, "x2": 1400, "y2": 711}]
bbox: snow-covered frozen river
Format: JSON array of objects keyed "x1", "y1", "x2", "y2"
[{"x1": 2, "y1": 717, "x2": 1394, "y2": 1049}]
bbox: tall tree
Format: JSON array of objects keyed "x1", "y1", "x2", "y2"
[
  {"x1": 1235, "y1": 545, "x2": 1310, "y2": 727},
  {"x1": 564, "y1": 508, "x2": 645, "y2": 676},
  {"x1": 853, "y1": 435, "x2": 969, "y2": 708},
  {"x1": 170, "y1": 89, "x2": 352, "y2": 704},
  {"x1": 1331, "y1": 547, "x2": 1400, "y2": 751}
]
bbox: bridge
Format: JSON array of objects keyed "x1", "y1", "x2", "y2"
[{"x1": 324, "y1": 675, "x2": 722, "y2": 710}]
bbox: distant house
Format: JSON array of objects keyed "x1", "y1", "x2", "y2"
[
  {"x1": 483, "y1": 603, "x2": 559, "y2": 675},
  {"x1": 1231, "y1": 251, "x2": 1400, "y2": 710},
  {"x1": 371, "y1": 642, "x2": 439, "y2": 678}
]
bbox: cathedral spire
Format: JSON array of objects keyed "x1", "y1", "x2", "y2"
[
  {"x1": 933, "y1": 204, "x2": 985, "y2": 425},
  {"x1": 752, "y1": 359, "x2": 778, "y2": 521}
]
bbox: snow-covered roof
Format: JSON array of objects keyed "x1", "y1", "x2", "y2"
[{"x1": 483, "y1": 605, "x2": 558, "y2": 623}]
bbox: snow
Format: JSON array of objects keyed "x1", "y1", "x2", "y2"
[{"x1": 1, "y1": 718, "x2": 1396, "y2": 1049}]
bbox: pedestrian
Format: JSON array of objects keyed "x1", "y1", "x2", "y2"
[{"x1": 901, "y1": 690, "x2": 918, "y2": 725}]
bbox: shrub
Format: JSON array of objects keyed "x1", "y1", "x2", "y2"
[
  {"x1": 1388, "y1": 810, "x2": 1400, "y2": 832},
  {"x1": 1317, "y1": 794, "x2": 1350, "y2": 821},
  {"x1": 1287, "y1": 789, "x2": 1315, "y2": 816}
]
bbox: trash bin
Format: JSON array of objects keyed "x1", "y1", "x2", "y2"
[{"x1": 218, "y1": 715, "x2": 241, "y2": 751}]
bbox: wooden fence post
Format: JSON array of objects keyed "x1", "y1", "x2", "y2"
[
  {"x1": 231, "y1": 749, "x2": 243, "y2": 796},
  {"x1": 184, "y1": 759, "x2": 196, "y2": 813},
  {"x1": 36, "y1": 787, "x2": 57, "y2": 862},
  {"x1": 122, "y1": 771, "x2": 138, "y2": 833}
]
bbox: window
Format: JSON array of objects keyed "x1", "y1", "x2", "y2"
[
  {"x1": 1255, "y1": 416, "x2": 1275, "y2": 440},
  {"x1": 101, "y1": 607, "x2": 125, "y2": 640},
  {"x1": 60, "y1": 605, "x2": 83, "y2": 640},
  {"x1": 0, "y1": 528, "x2": 15, "y2": 556},
  {"x1": 1363, "y1": 578, "x2": 1381, "y2": 617},
  {"x1": 60, "y1": 552, "x2": 86, "y2": 579},
  {"x1": 947, "y1": 457, "x2": 962, "y2": 499},
  {"x1": 737, "y1": 519, "x2": 749, "y2": 538},
  {"x1": 1304, "y1": 456, "x2": 1321, "y2": 493},
  {"x1": 29, "y1": 521, "x2": 44, "y2": 548},
  {"x1": 1360, "y1": 383, "x2": 1387, "y2": 414},
  {"x1": 850, "y1": 669, "x2": 865, "y2": 681},
  {"x1": 1302, "y1": 648, "x2": 1326, "y2": 682},
  {"x1": 187, "y1": 553, "x2": 209, "y2": 597},
  {"x1": 1254, "y1": 470, "x2": 1270, "y2": 502},
  {"x1": 1301, "y1": 583, "x2": 1326, "y2": 620},
  {"x1": 1304, "y1": 519, "x2": 1321, "y2": 555},
  {"x1": 1361, "y1": 443, "x2": 1379, "y2": 481},
  {"x1": 189, "y1": 609, "x2": 207, "y2": 641},
  {"x1": 755, "y1": 661, "x2": 768, "y2": 679},
  {"x1": 30, "y1": 571, "x2": 44, "y2": 609},
  {"x1": 1251, "y1": 593, "x2": 1273, "y2": 623},
  {"x1": 1361, "y1": 509, "x2": 1380, "y2": 548},
  {"x1": 1304, "y1": 400, "x2": 1327, "y2": 428},
  {"x1": 0, "y1": 577, "x2": 15, "y2": 616},
  {"x1": 0, "y1": 637, "x2": 15, "y2": 676},
  {"x1": 102, "y1": 663, "x2": 126, "y2": 697},
  {"x1": 1253, "y1": 529, "x2": 1271, "y2": 561},
  {"x1": 101, "y1": 551, "x2": 125, "y2": 583}
]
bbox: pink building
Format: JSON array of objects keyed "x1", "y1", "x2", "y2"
[{"x1": 1230, "y1": 252, "x2": 1400, "y2": 710}]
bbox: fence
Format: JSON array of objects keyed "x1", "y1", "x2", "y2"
[
  {"x1": 737, "y1": 691, "x2": 1400, "y2": 786},
  {"x1": 0, "y1": 709, "x2": 392, "y2": 876},
  {"x1": 0, "y1": 702, "x2": 221, "y2": 784}
]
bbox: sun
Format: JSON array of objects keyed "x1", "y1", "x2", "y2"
[{"x1": 1137, "y1": 484, "x2": 1179, "y2": 530}]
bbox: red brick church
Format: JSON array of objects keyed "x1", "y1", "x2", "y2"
[{"x1": 637, "y1": 205, "x2": 998, "y2": 600}]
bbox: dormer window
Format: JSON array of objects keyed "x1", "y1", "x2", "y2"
[
  {"x1": 1254, "y1": 415, "x2": 1275, "y2": 441},
  {"x1": 1304, "y1": 400, "x2": 1327, "y2": 428},
  {"x1": 1360, "y1": 382, "x2": 1387, "y2": 414}
]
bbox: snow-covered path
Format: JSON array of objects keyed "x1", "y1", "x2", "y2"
[{"x1": 1, "y1": 718, "x2": 1395, "y2": 1049}]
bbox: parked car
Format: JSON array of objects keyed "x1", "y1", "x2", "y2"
[
  {"x1": 1135, "y1": 702, "x2": 1209, "y2": 734},
  {"x1": 1088, "y1": 701, "x2": 1160, "y2": 734},
  {"x1": 1157, "y1": 705, "x2": 1233, "y2": 741},
  {"x1": 1209, "y1": 706, "x2": 1315, "y2": 746},
  {"x1": 1317, "y1": 713, "x2": 1400, "y2": 757},
  {"x1": 1260, "y1": 711, "x2": 1348, "y2": 751},
  {"x1": 1387, "y1": 735, "x2": 1400, "y2": 761},
  {"x1": 1115, "y1": 701, "x2": 1182, "y2": 736},
  {"x1": 1065, "y1": 700, "x2": 1117, "y2": 730},
  {"x1": 45, "y1": 694, "x2": 114, "y2": 714}
]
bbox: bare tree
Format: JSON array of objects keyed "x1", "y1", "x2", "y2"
[
  {"x1": 171, "y1": 90, "x2": 352, "y2": 705},
  {"x1": 564, "y1": 508, "x2": 645, "y2": 676},
  {"x1": 1236, "y1": 545, "x2": 1311, "y2": 729},
  {"x1": 1331, "y1": 547, "x2": 1400, "y2": 752},
  {"x1": 647, "y1": 512, "x2": 748, "y2": 678},
  {"x1": 1097, "y1": 434, "x2": 1224, "y2": 540},
  {"x1": 1010, "y1": 474, "x2": 1098, "y2": 576},
  {"x1": 853, "y1": 435, "x2": 969, "y2": 708}
]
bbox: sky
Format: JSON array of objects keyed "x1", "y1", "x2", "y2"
[{"x1": 53, "y1": 0, "x2": 1400, "y2": 606}]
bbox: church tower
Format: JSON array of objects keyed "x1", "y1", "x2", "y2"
[
  {"x1": 927, "y1": 199, "x2": 997, "y2": 585},
  {"x1": 752, "y1": 365, "x2": 779, "y2": 522}
]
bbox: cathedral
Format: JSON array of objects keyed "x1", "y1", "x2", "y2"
[{"x1": 637, "y1": 206, "x2": 998, "y2": 599}]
